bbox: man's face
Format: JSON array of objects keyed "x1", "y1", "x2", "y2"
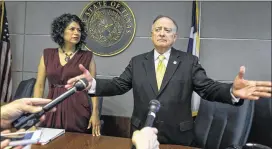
[{"x1": 151, "y1": 17, "x2": 177, "y2": 50}]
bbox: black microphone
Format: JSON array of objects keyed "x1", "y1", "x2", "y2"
[
  {"x1": 12, "y1": 78, "x2": 89, "y2": 130},
  {"x1": 144, "y1": 99, "x2": 161, "y2": 127},
  {"x1": 131, "y1": 100, "x2": 161, "y2": 149}
]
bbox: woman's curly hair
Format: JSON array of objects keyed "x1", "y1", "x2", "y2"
[{"x1": 51, "y1": 13, "x2": 87, "y2": 50}]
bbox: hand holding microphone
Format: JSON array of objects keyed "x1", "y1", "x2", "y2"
[
  {"x1": 131, "y1": 100, "x2": 161, "y2": 149},
  {"x1": 1, "y1": 98, "x2": 57, "y2": 149},
  {"x1": 11, "y1": 78, "x2": 89, "y2": 130},
  {"x1": 132, "y1": 127, "x2": 159, "y2": 149},
  {"x1": 1, "y1": 98, "x2": 54, "y2": 130}
]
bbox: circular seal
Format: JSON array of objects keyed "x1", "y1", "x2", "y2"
[{"x1": 80, "y1": 1, "x2": 136, "y2": 56}]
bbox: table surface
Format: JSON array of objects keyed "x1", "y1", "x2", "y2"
[{"x1": 30, "y1": 132, "x2": 198, "y2": 149}]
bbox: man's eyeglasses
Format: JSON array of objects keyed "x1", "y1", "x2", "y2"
[{"x1": 153, "y1": 27, "x2": 175, "y2": 34}]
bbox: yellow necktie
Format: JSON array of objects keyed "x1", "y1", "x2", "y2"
[{"x1": 156, "y1": 55, "x2": 166, "y2": 90}]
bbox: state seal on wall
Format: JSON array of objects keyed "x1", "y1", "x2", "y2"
[{"x1": 80, "y1": 1, "x2": 136, "y2": 56}]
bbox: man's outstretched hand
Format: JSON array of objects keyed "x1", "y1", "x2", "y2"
[
  {"x1": 232, "y1": 66, "x2": 272, "y2": 100},
  {"x1": 65, "y1": 64, "x2": 93, "y2": 90}
]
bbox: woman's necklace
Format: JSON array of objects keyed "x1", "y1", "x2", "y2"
[{"x1": 61, "y1": 48, "x2": 76, "y2": 62}]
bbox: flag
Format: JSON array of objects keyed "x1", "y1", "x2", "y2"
[
  {"x1": 188, "y1": 0, "x2": 200, "y2": 56},
  {"x1": 187, "y1": 0, "x2": 201, "y2": 116},
  {"x1": 0, "y1": 1, "x2": 12, "y2": 103}
]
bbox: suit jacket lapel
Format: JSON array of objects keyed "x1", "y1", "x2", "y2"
[
  {"x1": 158, "y1": 48, "x2": 181, "y2": 96},
  {"x1": 143, "y1": 50, "x2": 159, "y2": 95}
]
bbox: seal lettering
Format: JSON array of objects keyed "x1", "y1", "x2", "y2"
[{"x1": 80, "y1": 1, "x2": 136, "y2": 56}]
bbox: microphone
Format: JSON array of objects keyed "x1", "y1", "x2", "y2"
[
  {"x1": 144, "y1": 99, "x2": 161, "y2": 127},
  {"x1": 131, "y1": 100, "x2": 160, "y2": 149},
  {"x1": 12, "y1": 78, "x2": 89, "y2": 130}
]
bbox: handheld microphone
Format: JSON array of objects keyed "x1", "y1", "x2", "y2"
[
  {"x1": 12, "y1": 78, "x2": 89, "y2": 130},
  {"x1": 131, "y1": 100, "x2": 160, "y2": 149},
  {"x1": 144, "y1": 99, "x2": 161, "y2": 127}
]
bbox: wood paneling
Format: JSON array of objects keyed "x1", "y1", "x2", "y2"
[{"x1": 101, "y1": 115, "x2": 131, "y2": 138}]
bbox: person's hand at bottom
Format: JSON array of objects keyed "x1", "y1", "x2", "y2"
[
  {"x1": 132, "y1": 127, "x2": 159, "y2": 149},
  {"x1": 1, "y1": 129, "x2": 25, "y2": 149}
]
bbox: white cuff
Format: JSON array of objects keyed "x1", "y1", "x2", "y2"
[
  {"x1": 230, "y1": 86, "x2": 240, "y2": 103},
  {"x1": 88, "y1": 78, "x2": 96, "y2": 94}
]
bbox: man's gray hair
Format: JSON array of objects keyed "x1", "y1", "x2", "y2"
[{"x1": 152, "y1": 15, "x2": 178, "y2": 33}]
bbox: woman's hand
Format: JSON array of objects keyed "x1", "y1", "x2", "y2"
[{"x1": 87, "y1": 113, "x2": 101, "y2": 136}]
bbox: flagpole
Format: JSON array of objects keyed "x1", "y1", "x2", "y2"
[
  {"x1": 191, "y1": 0, "x2": 201, "y2": 117},
  {"x1": 0, "y1": 0, "x2": 4, "y2": 41},
  {"x1": 199, "y1": 0, "x2": 202, "y2": 41}
]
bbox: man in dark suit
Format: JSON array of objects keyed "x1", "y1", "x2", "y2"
[{"x1": 65, "y1": 15, "x2": 272, "y2": 145}]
